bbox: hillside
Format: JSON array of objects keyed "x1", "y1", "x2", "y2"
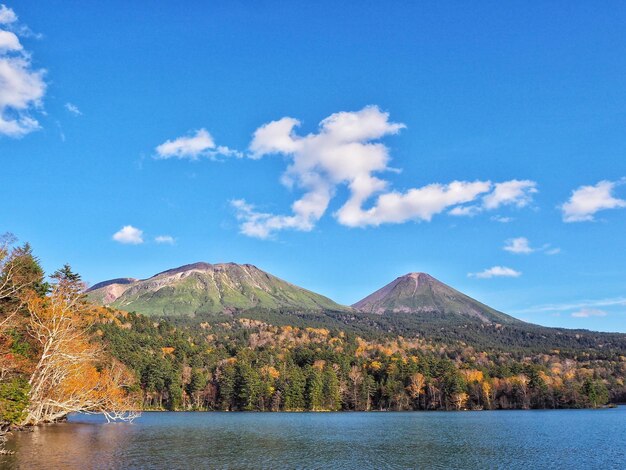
[
  {"x1": 88, "y1": 264, "x2": 626, "y2": 355},
  {"x1": 352, "y1": 272, "x2": 520, "y2": 324},
  {"x1": 87, "y1": 262, "x2": 347, "y2": 316}
]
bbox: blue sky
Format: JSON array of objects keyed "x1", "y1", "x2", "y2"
[{"x1": 2, "y1": 1, "x2": 626, "y2": 331}]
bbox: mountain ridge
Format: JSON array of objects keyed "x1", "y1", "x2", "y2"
[
  {"x1": 86, "y1": 262, "x2": 626, "y2": 353},
  {"x1": 88, "y1": 262, "x2": 521, "y2": 327},
  {"x1": 87, "y1": 261, "x2": 348, "y2": 316}
]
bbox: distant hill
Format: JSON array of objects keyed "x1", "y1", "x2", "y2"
[
  {"x1": 86, "y1": 262, "x2": 347, "y2": 316},
  {"x1": 88, "y1": 263, "x2": 626, "y2": 354},
  {"x1": 352, "y1": 272, "x2": 521, "y2": 325}
]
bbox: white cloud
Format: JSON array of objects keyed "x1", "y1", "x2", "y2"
[
  {"x1": 0, "y1": 5, "x2": 17, "y2": 25},
  {"x1": 154, "y1": 235, "x2": 175, "y2": 244},
  {"x1": 155, "y1": 128, "x2": 241, "y2": 160},
  {"x1": 561, "y1": 179, "x2": 626, "y2": 222},
  {"x1": 342, "y1": 180, "x2": 492, "y2": 226},
  {"x1": 491, "y1": 215, "x2": 513, "y2": 223},
  {"x1": 449, "y1": 205, "x2": 482, "y2": 217},
  {"x1": 502, "y1": 237, "x2": 560, "y2": 256},
  {"x1": 468, "y1": 266, "x2": 522, "y2": 279},
  {"x1": 483, "y1": 180, "x2": 537, "y2": 210},
  {"x1": 504, "y1": 237, "x2": 534, "y2": 254},
  {"x1": 233, "y1": 106, "x2": 538, "y2": 238},
  {"x1": 513, "y1": 297, "x2": 626, "y2": 314},
  {"x1": 451, "y1": 180, "x2": 538, "y2": 217},
  {"x1": 0, "y1": 29, "x2": 20, "y2": 51},
  {"x1": 0, "y1": 6, "x2": 46, "y2": 137},
  {"x1": 571, "y1": 308, "x2": 607, "y2": 318},
  {"x1": 231, "y1": 198, "x2": 318, "y2": 239},
  {"x1": 234, "y1": 106, "x2": 405, "y2": 237},
  {"x1": 112, "y1": 225, "x2": 144, "y2": 245},
  {"x1": 64, "y1": 102, "x2": 81, "y2": 116}
]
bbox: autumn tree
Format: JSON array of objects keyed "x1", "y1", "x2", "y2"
[
  {"x1": 0, "y1": 235, "x2": 46, "y2": 379},
  {"x1": 22, "y1": 265, "x2": 138, "y2": 425},
  {"x1": 407, "y1": 372, "x2": 425, "y2": 409},
  {"x1": 348, "y1": 365, "x2": 363, "y2": 410}
]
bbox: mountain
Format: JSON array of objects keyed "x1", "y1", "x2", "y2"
[
  {"x1": 347, "y1": 272, "x2": 626, "y2": 353},
  {"x1": 88, "y1": 265, "x2": 626, "y2": 353},
  {"x1": 352, "y1": 272, "x2": 521, "y2": 325},
  {"x1": 87, "y1": 262, "x2": 347, "y2": 316}
]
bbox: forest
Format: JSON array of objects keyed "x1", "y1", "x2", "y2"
[
  {"x1": 99, "y1": 311, "x2": 623, "y2": 412},
  {"x1": 1, "y1": 235, "x2": 624, "y2": 443}
]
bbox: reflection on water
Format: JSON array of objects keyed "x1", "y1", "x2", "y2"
[{"x1": 2, "y1": 407, "x2": 625, "y2": 469}]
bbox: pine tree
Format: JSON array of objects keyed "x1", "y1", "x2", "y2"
[
  {"x1": 305, "y1": 365, "x2": 324, "y2": 411},
  {"x1": 217, "y1": 363, "x2": 237, "y2": 411},
  {"x1": 284, "y1": 366, "x2": 306, "y2": 411},
  {"x1": 236, "y1": 360, "x2": 261, "y2": 411},
  {"x1": 322, "y1": 367, "x2": 341, "y2": 411}
]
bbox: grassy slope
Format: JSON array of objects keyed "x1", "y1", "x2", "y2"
[{"x1": 96, "y1": 268, "x2": 349, "y2": 316}]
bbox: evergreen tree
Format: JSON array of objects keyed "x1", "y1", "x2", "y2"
[
  {"x1": 305, "y1": 366, "x2": 324, "y2": 411},
  {"x1": 322, "y1": 367, "x2": 341, "y2": 411},
  {"x1": 283, "y1": 366, "x2": 306, "y2": 411},
  {"x1": 236, "y1": 360, "x2": 261, "y2": 411},
  {"x1": 217, "y1": 363, "x2": 237, "y2": 411},
  {"x1": 582, "y1": 379, "x2": 609, "y2": 408}
]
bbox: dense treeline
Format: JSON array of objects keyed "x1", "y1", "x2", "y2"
[
  {"x1": 228, "y1": 307, "x2": 626, "y2": 359},
  {"x1": 98, "y1": 312, "x2": 625, "y2": 412}
]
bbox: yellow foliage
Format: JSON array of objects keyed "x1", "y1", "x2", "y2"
[
  {"x1": 481, "y1": 381, "x2": 492, "y2": 399},
  {"x1": 406, "y1": 372, "x2": 425, "y2": 398},
  {"x1": 305, "y1": 327, "x2": 329, "y2": 336},
  {"x1": 462, "y1": 369, "x2": 484, "y2": 383},
  {"x1": 539, "y1": 371, "x2": 551, "y2": 385},
  {"x1": 261, "y1": 365, "x2": 280, "y2": 379}
]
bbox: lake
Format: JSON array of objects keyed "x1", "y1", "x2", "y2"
[{"x1": 2, "y1": 408, "x2": 625, "y2": 469}]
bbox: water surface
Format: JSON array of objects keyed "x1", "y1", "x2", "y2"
[{"x1": 3, "y1": 408, "x2": 625, "y2": 469}]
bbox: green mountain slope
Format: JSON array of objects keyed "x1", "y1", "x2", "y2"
[
  {"x1": 87, "y1": 265, "x2": 626, "y2": 354},
  {"x1": 87, "y1": 262, "x2": 348, "y2": 316}
]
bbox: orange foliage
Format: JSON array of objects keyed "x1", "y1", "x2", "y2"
[{"x1": 21, "y1": 278, "x2": 139, "y2": 425}]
